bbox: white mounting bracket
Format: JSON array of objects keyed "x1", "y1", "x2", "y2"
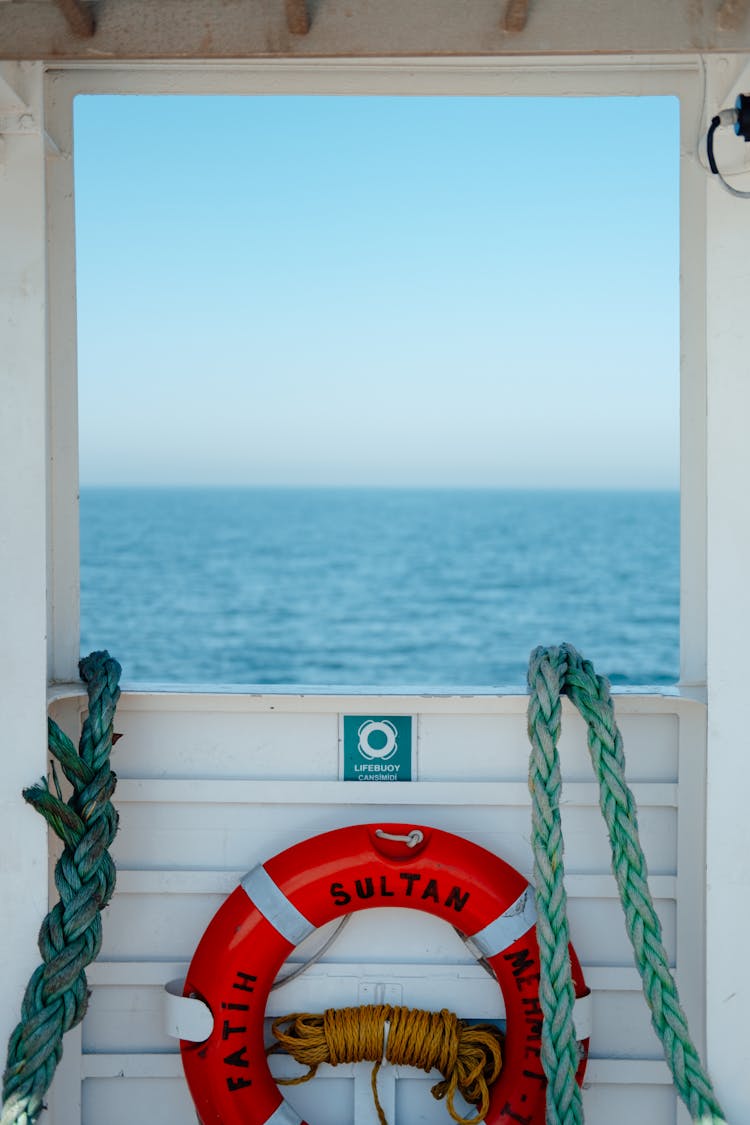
[
  {"x1": 0, "y1": 61, "x2": 64, "y2": 160},
  {"x1": 0, "y1": 61, "x2": 33, "y2": 123},
  {"x1": 706, "y1": 53, "x2": 750, "y2": 178},
  {"x1": 164, "y1": 978, "x2": 214, "y2": 1043},
  {"x1": 0, "y1": 111, "x2": 37, "y2": 136},
  {"x1": 0, "y1": 60, "x2": 36, "y2": 167},
  {"x1": 357, "y1": 981, "x2": 404, "y2": 1006},
  {"x1": 717, "y1": 54, "x2": 750, "y2": 109}
]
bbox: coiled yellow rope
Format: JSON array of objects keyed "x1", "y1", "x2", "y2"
[{"x1": 269, "y1": 1005, "x2": 503, "y2": 1125}]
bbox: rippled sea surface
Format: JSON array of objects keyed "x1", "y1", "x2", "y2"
[{"x1": 80, "y1": 487, "x2": 679, "y2": 689}]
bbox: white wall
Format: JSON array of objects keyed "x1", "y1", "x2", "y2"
[
  {"x1": 46, "y1": 690, "x2": 703, "y2": 1125},
  {"x1": 0, "y1": 59, "x2": 51, "y2": 1062},
  {"x1": 704, "y1": 52, "x2": 750, "y2": 1125}
]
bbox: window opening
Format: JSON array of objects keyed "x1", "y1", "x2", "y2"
[{"x1": 75, "y1": 95, "x2": 679, "y2": 687}]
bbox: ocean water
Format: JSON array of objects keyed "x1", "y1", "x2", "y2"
[{"x1": 80, "y1": 487, "x2": 679, "y2": 689}]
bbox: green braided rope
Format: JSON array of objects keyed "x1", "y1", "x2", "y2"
[
  {"x1": 1, "y1": 651, "x2": 121, "y2": 1125},
  {"x1": 527, "y1": 649, "x2": 582, "y2": 1125},
  {"x1": 527, "y1": 643, "x2": 725, "y2": 1125}
]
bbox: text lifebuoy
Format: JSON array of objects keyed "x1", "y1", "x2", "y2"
[{"x1": 180, "y1": 823, "x2": 589, "y2": 1125}]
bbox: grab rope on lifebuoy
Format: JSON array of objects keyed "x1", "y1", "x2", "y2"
[{"x1": 174, "y1": 822, "x2": 589, "y2": 1125}]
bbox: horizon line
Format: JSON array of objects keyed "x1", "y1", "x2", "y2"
[{"x1": 78, "y1": 481, "x2": 680, "y2": 492}]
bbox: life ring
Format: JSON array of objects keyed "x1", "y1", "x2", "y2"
[
  {"x1": 358, "y1": 719, "x2": 398, "y2": 760},
  {"x1": 180, "y1": 823, "x2": 589, "y2": 1125}
]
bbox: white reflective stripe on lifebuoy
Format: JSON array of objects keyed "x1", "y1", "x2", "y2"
[
  {"x1": 469, "y1": 885, "x2": 537, "y2": 958},
  {"x1": 240, "y1": 864, "x2": 315, "y2": 946},
  {"x1": 163, "y1": 978, "x2": 214, "y2": 1042},
  {"x1": 264, "y1": 1100, "x2": 304, "y2": 1125}
]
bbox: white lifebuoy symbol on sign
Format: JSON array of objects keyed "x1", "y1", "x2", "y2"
[{"x1": 357, "y1": 719, "x2": 398, "y2": 761}]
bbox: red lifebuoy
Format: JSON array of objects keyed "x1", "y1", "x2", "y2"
[{"x1": 180, "y1": 823, "x2": 588, "y2": 1125}]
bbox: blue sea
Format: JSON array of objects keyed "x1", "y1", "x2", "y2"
[{"x1": 79, "y1": 488, "x2": 679, "y2": 689}]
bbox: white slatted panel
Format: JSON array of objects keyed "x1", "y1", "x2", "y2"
[{"x1": 47, "y1": 691, "x2": 704, "y2": 1125}]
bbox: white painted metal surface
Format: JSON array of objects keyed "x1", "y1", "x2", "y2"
[
  {"x1": 43, "y1": 690, "x2": 702, "y2": 1125},
  {"x1": 704, "y1": 53, "x2": 750, "y2": 1125},
  {"x1": 0, "y1": 58, "x2": 51, "y2": 1068},
  {"x1": 1, "y1": 46, "x2": 747, "y2": 1125}
]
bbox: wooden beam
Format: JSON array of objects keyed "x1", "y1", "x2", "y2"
[
  {"x1": 53, "y1": 0, "x2": 95, "y2": 37},
  {"x1": 4, "y1": 0, "x2": 750, "y2": 59},
  {"x1": 285, "y1": 0, "x2": 309, "y2": 36},
  {"x1": 503, "y1": 0, "x2": 530, "y2": 33},
  {"x1": 717, "y1": 0, "x2": 750, "y2": 31}
]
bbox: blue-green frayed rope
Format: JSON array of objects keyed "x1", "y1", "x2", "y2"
[
  {"x1": 527, "y1": 643, "x2": 725, "y2": 1125},
  {"x1": 1, "y1": 651, "x2": 121, "y2": 1125}
]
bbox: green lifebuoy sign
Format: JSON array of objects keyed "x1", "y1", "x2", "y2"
[{"x1": 342, "y1": 715, "x2": 413, "y2": 782}]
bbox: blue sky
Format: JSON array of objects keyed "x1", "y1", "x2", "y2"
[{"x1": 74, "y1": 94, "x2": 679, "y2": 488}]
